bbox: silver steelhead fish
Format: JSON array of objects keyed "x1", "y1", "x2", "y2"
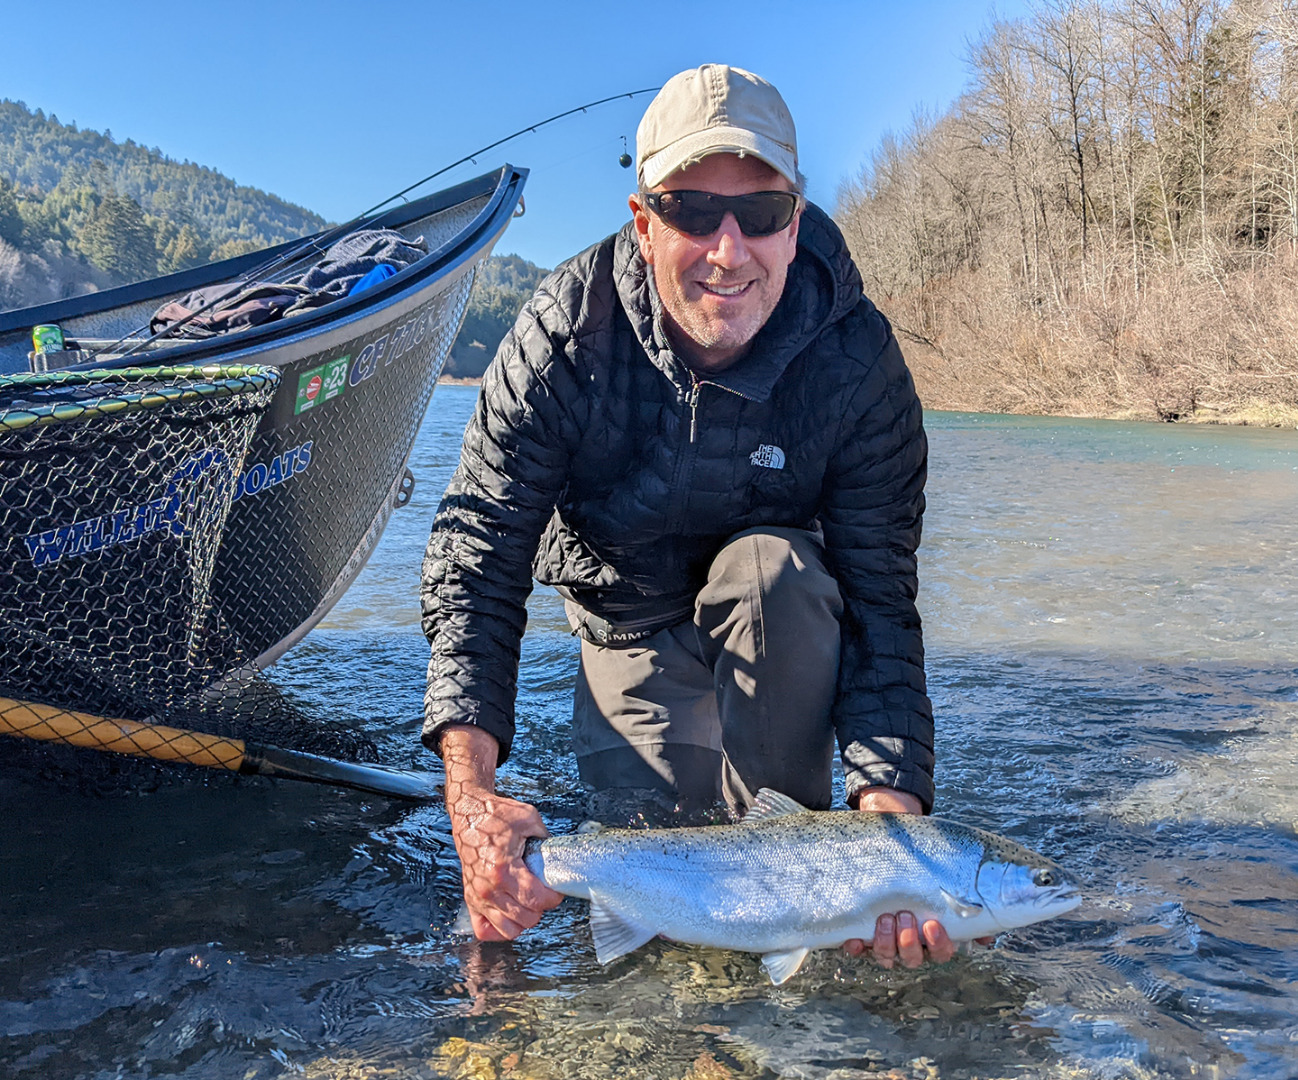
[{"x1": 525, "y1": 789, "x2": 1080, "y2": 985}]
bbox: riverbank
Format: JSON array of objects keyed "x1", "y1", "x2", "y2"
[
  {"x1": 903, "y1": 340, "x2": 1298, "y2": 429},
  {"x1": 441, "y1": 360, "x2": 1298, "y2": 428}
]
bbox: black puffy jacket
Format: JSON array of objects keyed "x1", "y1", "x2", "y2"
[{"x1": 421, "y1": 205, "x2": 934, "y2": 810}]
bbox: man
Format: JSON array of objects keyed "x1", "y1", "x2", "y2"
[{"x1": 421, "y1": 65, "x2": 947, "y2": 969}]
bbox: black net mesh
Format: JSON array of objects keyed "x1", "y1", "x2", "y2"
[{"x1": 0, "y1": 365, "x2": 373, "y2": 790}]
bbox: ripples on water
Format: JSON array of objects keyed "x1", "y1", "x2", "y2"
[{"x1": 2, "y1": 387, "x2": 1296, "y2": 1079}]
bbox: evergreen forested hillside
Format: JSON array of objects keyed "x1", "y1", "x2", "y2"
[
  {"x1": 0, "y1": 99, "x2": 328, "y2": 309},
  {"x1": 0, "y1": 97, "x2": 546, "y2": 374},
  {"x1": 445, "y1": 253, "x2": 550, "y2": 377}
]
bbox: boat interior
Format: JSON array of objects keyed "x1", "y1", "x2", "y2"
[{"x1": 0, "y1": 166, "x2": 522, "y2": 376}]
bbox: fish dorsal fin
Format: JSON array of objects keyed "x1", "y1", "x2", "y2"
[
  {"x1": 576, "y1": 820, "x2": 605, "y2": 834},
  {"x1": 743, "y1": 789, "x2": 809, "y2": 823},
  {"x1": 761, "y1": 946, "x2": 812, "y2": 985},
  {"x1": 588, "y1": 892, "x2": 657, "y2": 965},
  {"x1": 940, "y1": 888, "x2": 985, "y2": 918}
]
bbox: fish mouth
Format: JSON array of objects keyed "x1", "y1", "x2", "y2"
[{"x1": 1042, "y1": 885, "x2": 1082, "y2": 913}]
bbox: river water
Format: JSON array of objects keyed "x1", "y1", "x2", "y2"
[{"x1": 2, "y1": 384, "x2": 1296, "y2": 1080}]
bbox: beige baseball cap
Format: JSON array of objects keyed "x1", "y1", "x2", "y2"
[{"x1": 637, "y1": 64, "x2": 799, "y2": 190}]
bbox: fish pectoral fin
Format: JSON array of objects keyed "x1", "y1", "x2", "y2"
[
  {"x1": 761, "y1": 947, "x2": 812, "y2": 985},
  {"x1": 940, "y1": 889, "x2": 986, "y2": 918},
  {"x1": 588, "y1": 896, "x2": 657, "y2": 965},
  {"x1": 450, "y1": 902, "x2": 475, "y2": 937},
  {"x1": 743, "y1": 789, "x2": 809, "y2": 823}
]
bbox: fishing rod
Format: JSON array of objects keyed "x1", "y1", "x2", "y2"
[
  {"x1": 89, "y1": 87, "x2": 661, "y2": 366},
  {"x1": 0, "y1": 694, "x2": 441, "y2": 802}
]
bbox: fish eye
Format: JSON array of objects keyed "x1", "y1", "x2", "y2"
[{"x1": 1033, "y1": 869, "x2": 1055, "y2": 887}]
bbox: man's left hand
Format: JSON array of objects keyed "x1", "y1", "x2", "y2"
[{"x1": 842, "y1": 788, "x2": 988, "y2": 968}]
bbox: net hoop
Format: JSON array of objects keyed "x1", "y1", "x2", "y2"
[{"x1": 0, "y1": 364, "x2": 282, "y2": 433}]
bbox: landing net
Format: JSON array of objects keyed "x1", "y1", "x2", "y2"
[{"x1": 0, "y1": 365, "x2": 371, "y2": 789}]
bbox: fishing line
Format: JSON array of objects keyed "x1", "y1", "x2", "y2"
[
  {"x1": 508, "y1": 135, "x2": 634, "y2": 180},
  {"x1": 356, "y1": 88, "x2": 658, "y2": 219},
  {"x1": 89, "y1": 86, "x2": 661, "y2": 365}
]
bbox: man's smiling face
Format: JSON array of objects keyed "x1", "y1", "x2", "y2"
[{"x1": 630, "y1": 153, "x2": 801, "y2": 374}]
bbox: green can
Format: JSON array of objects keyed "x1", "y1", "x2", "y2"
[{"x1": 32, "y1": 324, "x2": 64, "y2": 354}]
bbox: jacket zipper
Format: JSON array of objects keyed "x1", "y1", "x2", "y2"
[
  {"x1": 666, "y1": 373, "x2": 703, "y2": 535},
  {"x1": 693, "y1": 376, "x2": 764, "y2": 443},
  {"x1": 688, "y1": 373, "x2": 701, "y2": 443},
  {"x1": 669, "y1": 372, "x2": 763, "y2": 533},
  {"x1": 687, "y1": 372, "x2": 763, "y2": 444}
]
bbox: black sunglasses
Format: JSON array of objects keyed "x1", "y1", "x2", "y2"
[{"x1": 640, "y1": 190, "x2": 801, "y2": 238}]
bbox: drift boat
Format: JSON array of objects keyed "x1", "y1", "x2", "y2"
[{"x1": 0, "y1": 166, "x2": 525, "y2": 735}]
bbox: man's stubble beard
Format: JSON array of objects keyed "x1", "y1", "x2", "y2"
[{"x1": 654, "y1": 264, "x2": 787, "y2": 364}]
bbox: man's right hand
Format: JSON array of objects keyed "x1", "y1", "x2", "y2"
[{"x1": 441, "y1": 726, "x2": 563, "y2": 941}]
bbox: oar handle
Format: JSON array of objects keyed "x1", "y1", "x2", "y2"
[
  {"x1": 0, "y1": 695, "x2": 246, "y2": 769},
  {"x1": 0, "y1": 695, "x2": 442, "y2": 803}
]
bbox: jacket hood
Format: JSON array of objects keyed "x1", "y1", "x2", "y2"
[{"x1": 612, "y1": 202, "x2": 864, "y2": 402}]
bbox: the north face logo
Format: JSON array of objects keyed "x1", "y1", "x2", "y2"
[{"x1": 750, "y1": 444, "x2": 786, "y2": 469}]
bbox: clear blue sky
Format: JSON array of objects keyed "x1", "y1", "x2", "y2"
[{"x1": 3, "y1": 0, "x2": 1028, "y2": 270}]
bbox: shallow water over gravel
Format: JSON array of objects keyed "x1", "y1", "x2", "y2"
[{"x1": 3, "y1": 386, "x2": 1296, "y2": 1079}]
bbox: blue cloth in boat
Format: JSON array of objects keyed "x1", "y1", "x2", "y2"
[
  {"x1": 348, "y1": 263, "x2": 399, "y2": 296},
  {"x1": 286, "y1": 229, "x2": 425, "y2": 302}
]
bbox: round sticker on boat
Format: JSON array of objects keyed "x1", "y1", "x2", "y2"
[{"x1": 304, "y1": 376, "x2": 322, "y2": 402}]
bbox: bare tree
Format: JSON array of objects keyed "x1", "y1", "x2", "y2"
[{"x1": 836, "y1": 0, "x2": 1298, "y2": 423}]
